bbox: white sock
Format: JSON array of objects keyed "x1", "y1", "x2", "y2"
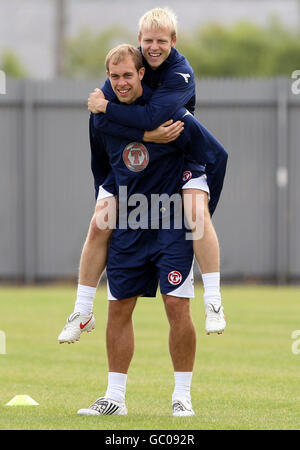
[
  {"x1": 105, "y1": 372, "x2": 127, "y2": 403},
  {"x1": 172, "y1": 371, "x2": 193, "y2": 402},
  {"x1": 74, "y1": 284, "x2": 96, "y2": 316},
  {"x1": 202, "y1": 272, "x2": 222, "y2": 308}
]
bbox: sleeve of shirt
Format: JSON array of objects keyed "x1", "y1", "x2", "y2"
[
  {"x1": 183, "y1": 115, "x2": 216, "y2": 165},
  {"x1": 93, "y1": 78, "x2": 144, "y2": 141},
  {"x1": 101, "y1": 77, "x2": 116, "y2": 101},
  {"x1": 89, "y1": 114, "x2": 114, "y2": 199},
  {"x1": 92, "y1": 113, "x2": 144, "y2": 141},
  {"x1": 169, "y1": 111, "x2": 210, "y2": 164},
  {"x1": 105, "y1": 69, "x2": 195, "y2": 130},
  {"x1": 101, "y1": 169, "x2": 118, "y2": 196}
]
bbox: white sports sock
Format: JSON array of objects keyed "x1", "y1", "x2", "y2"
[
  {"x1": 172, "y1": 371, "x2": 193, "y2": 402},
  {"x1": 74, "y1": 284, "x2": 96, "y2": 316},
  {"x1": 105, "y1": 372, "x2": 127, "y2": 403},
  {"x1": 202, "y1": 272, "x2": 222, "y2": 308}
]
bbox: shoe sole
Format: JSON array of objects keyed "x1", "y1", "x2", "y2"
[
  {"x1": 205, "y1": 321, "x2": 226, "y2": 335},
  {"x1": 77, "y1": 408, "x2": 100, "y2": 416},
  {"x1": 206, "y1": 329, "x2": 225, "y2": 335},
  {"x1": 173, "y1": 411, "x2": 195, "y2": 417},
  {"x1": 77, "y1": 407, "x2": 128, "y2": 416},
  {"x1": 58, "y1": 326, "x2": 95, "y2": 344}
]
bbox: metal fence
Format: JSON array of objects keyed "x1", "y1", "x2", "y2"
[{"x1": 0, "y1": 77, "x2": 299, "y2": 283}]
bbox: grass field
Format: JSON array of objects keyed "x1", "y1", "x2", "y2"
[{"x1": 0, "y1": 284, "x2": 300, "y2": 430}]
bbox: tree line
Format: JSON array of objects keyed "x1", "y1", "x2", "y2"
[{"x1": 2, "y1": 18, "x2": 300, "y2": 78}]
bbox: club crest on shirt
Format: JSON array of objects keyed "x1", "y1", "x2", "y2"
[
  {"x1": 123, "y1": 142, "x2": 149, "y2": 172},
  {"x1": 182, "y1": 170, "x2": 192, "y2": 181},
  {"x1": 168, "y1": 270, "x2": 182, "y2": 285}
]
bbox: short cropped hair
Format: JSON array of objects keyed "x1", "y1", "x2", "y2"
[
  {"x1": 138, "y1": 7, "x2": 178, "y2": 38},
  {"x1": 105, "y1": 44, "x2": 143, "y2": 72}
]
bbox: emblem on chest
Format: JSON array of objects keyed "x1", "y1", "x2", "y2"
[{"x1": 122, "y1": 142, "x2": 149, "y2": 172}]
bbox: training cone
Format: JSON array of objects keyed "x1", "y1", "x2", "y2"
[{"x1": 6, "y1": 395, "x2": 39, "y2": 406}]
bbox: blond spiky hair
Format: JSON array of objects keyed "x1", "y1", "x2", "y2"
[{"x1": 138, "y1": 7, "x2": 178, "y2": 38}]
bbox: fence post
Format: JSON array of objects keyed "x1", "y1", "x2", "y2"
[
  {"x1": 22, "y1": 80, "x2": 37, "y2": 283},
  {"x1": 276, "y1": 77, "x2": 289, "y2": 284}
]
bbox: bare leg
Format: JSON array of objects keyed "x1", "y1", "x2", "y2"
[
  {"x1": 162, "y1": 295, "x2": 196, "y2": 372},
  {"x1": 183, "y1": 189, "x2": 220, "y2": 274},
  {"x1": 77, "y1": 295, "x2": 136, "y2": 412},
  {"x1": 78, "y1": 196, "x2": 117, "y2": 287},
  {"x1": 183, "y1": 189, "x2": 225, "y2": 335},
  {"x1": 106, "y1": 297, "x2": 137, "y2": 373},
  {"x1": 58, "y1": 196, "x2": 118, "y2": 342}
]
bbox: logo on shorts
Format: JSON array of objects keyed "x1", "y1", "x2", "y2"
[
  {"x1": 168, "y1": 270, "x2": 182, "y2": 285},
  {"x1": 123, "y1": 142, "x2": 149, "y2": 172},
  {"x1": 182, "y1": 170, "x2": 192, "y2": 181}
]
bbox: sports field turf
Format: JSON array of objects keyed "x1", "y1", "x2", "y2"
[{"x1": 0, "y1": 284, "x2": 300, "y2": 430}]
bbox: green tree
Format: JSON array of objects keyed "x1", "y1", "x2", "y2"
[
  {"x1": 64, "y1": 26, "x2": 136, "y2": 78},
  {"x1": 177, "y1": 18, "x2": 300, "y2": 77},
  {"x1": 64, "y1": 19, "x2": 300, "y2": 78},
  {"x1": 0, "y1": 50, "x2": 27, "y2": 78}
]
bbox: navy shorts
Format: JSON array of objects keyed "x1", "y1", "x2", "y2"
[
  {"x1": 106, "y1": 227, "x2": 194, "y2": 301},
  {"x1": 181, "y1": 161, "x2": 207, "y2": 187}
]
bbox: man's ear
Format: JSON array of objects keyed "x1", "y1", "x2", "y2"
[
  {"x1": 137, "y1": 32, "x2": 142, "y2": 44},
  {"x1": 139, "y1": 67, "x2": 145, "y2": 80},
  {"x1": 171, "y1": 34, "x2": 177, "y2": 48},
  {"x1": 106, "y1": 70, "x2": 110, "y2": 78}
]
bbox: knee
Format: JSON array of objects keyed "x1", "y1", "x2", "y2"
[
  {"x1": 184, "y1": 192, "x2": 211, "y2": 236},
  {"x1": 164, "y1": 297, "x2": 190, "y2": 327},
  {"x1": 108, "y1": 299, "x2": 136, "y2": 325},
  {"x1": 88, "y1": 215, "x2": 113, "y2": 242},
  {"x1": 95, "y1": 196, "x2": 117, "y2": 231}
]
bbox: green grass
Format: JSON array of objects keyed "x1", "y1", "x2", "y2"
[{"x1": 0, "y1": 284, "x2": 300, "y2": 430}]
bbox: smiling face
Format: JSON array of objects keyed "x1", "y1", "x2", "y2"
[
  {"x1": 107, "y1": 56, "x2": 145, "y2": 104},
  {"x1": 138, "y1": 26, "x2": 177, "y2": 70}
]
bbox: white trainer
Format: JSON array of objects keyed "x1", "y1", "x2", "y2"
[
  {"x1": 57, "y1": 312, "x2": 95, "y2": 344},
  {"x1": 172, "y1": 398, "x2": 195, "y2": 417},
  {"x1": 205, "y1": 303, "x2": 226, "y2": 335},
  {"x1": 77, "y1": 397, "x2": 127, "y2": 416}
]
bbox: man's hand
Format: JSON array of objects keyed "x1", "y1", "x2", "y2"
[
  {"x1": 143, "y1": 120, "x2": 184, "y2": 143},
  {"x1": 88, "y1": 88, "x2": 108, "y2": 114}
]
